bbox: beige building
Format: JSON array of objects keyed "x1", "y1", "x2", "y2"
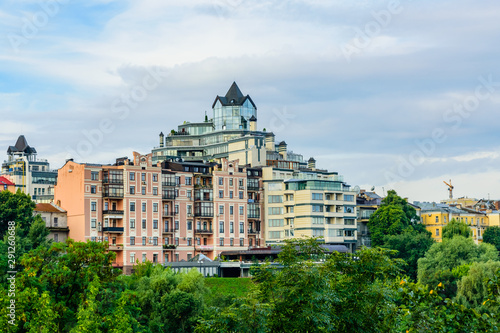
[{"x1": 34, "y1": 203, "x2": 69, "y2": 243}]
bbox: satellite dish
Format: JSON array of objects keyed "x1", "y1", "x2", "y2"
[
  {"x1": 371, "y1": 186, "x2": 375, "y2": 191},
  {"x1": 353, "y1": 185, "x2": 361, "y2": 194}
]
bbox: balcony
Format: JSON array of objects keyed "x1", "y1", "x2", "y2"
[
  {"x1": 195, "y1": 228, "x2": 213, "y2": 234},
  {"x1": 248, "y1": 229, "x2": 260, "y2": 235},
  {"x1": 162, "y1": 192, "x2": 176, "y2": 200},
  {"x1": 108, "y1": 244, "x2": 123, "y2": 251},
  {"x1": 194, "y1": 184, "x2": 213, "y2": 189},
  {"x1": 163, "y1": 244, "x2": 177, "y2": 250},
  {"x1": 248, "y1": 213, "x2": 260, "y2": 219},
  {"x1": 102, "y1": 178, "x2": 123, "y2": 185},
  {"x1": 162, "y1": 211, "x2": 175, "y2": 217},
  {"x1": 194, "y1": 212, "x2": 214, "y2": 218},
  {"x1": 103, "y1": 227, "x2": 124, "y2": 233},
  {"x1": 162, "y1": 228, "x2": 174, "y2": 234},
  {"x1": 103, "y1": 191, "x2": 124, "y2": 199},
  {"x1": 247, "y1": 185, "x2": 260, "y2": 191},
  {"x1": 103, "y1": 210, "x2": 124, "y2": 216},
  {"x1": 162, "y1": 181, "x2": 176, "y2": 187},
  {"x1": 196, "y1": 245, "x2": 214, "y2": 251}
]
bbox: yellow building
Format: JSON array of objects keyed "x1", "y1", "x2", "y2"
[{"x1": 415, "y1": 202, "x2": 488, "y2": 243}]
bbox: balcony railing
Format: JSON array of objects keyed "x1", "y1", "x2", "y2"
[
  {"x1": 248, "y1": 213, "x2": 260, "y2": 219},
  {"x1": 162, "y1": 211, "x2": 175, "y2": 217},
  {"x1": 196, "y1": 245, "x2": 214, "y2": 251},
  {"x1": 103, "y1": 227, "x2": 124, "y2": 233},
  {"x1": 162, "y1": 228, "x2": 174, "y2": 234},
  {"x1": 195, "y1": 228, "x2": 213, "y2": 234},
  {"x1": 162, "y1": 192, "x2": 176, "y2": 200},
  {"x1": 103, "y1": 178, "x2": 123, "y2": 184},
  {"x1": 103, "y1": 191, "x2": 124, "y2": 198},
  {"x1": 162, "y1": 181, "x2": 177, "y2": 187},
  {"x1": 163, "y1": 244, "x2": 177, "y2": 250},
  {"x1": 108, "y1": 244, "x2": 123, "y2": 251},
  {"x1": 248, "y1": 229, "x2": 260, "y2": 235},
  {"x1": 103, "y1": 210, "x2": 124, "y2": 215},
  {"x1": 194, "y1": 212, "x2": 214, "y2": 217}
]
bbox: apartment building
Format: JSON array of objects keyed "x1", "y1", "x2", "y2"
[
  {"x1": 0, "y1": 176, "x2": 16, "y2": 193},
  {"x1": 415, "y1": 202, "x2": 488, "y2": 243},
  {"x1": 356, "y1": 190, "x2": 382, "y2": 248},
  {"x1": 34, "y1": 203, "x2": 69, "y2": 243},
  {"x1": 2, "y1": 135, "x2": 57, "y2": 202},
  {"x1": 262, "y1": 162, "x2": 358, "y2": 253}
]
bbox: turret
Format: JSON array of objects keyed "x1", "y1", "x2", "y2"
[
  {"x1": 159, "y1": 132, "x2": 164, "y2": 148},
  {"x1": 308, "y1": 157, "x2": 316, "y2": 169}
]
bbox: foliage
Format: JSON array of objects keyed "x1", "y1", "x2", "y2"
[
  {"x1": 0, "y1": 190, "x2": 38, "y2": 237},
  {"x1": 483, "y1": 226, "x2": 500, "y2": 251},
  {"x1": 368, "y1": 190, "x2": 420, "y2": 246},
  {"x1": 418, "y1": 236, "x2": 498, "y2": 298},
  {"x1": 383, "y1": 228, "x2": 434, "y2": 281},
  {"x1": 456, "y1": 260, "x2": 500, "y2": 311},
  {"x1": 442, "y1": 218, "x2": 471, "y2": 239}
]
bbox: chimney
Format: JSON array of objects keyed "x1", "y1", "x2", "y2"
[
  {"x1": 159, "y1": 132, "x2": 164, "y2": 148},
  {"x1": 308, "y1": 157, "x2": 316, "y2": 169},
  {"x1": 249, "y1": 115, "x2": 257, "y2": 131}
]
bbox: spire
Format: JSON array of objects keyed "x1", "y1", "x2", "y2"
[
  {"x1": 225, "y1": 82, "x2": 244, "y2": 103},
  {"x1": 15, "y1": 135, "x2": 29, "y2": 151}
]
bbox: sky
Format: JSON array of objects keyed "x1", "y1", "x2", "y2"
[{"x1": 1, "y1": 0, "x2": 500, "y2": 203}]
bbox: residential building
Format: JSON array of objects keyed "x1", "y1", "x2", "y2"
[
  {"x1": 415, "y1": 202, "x2": 488, "y2": 243},
  {"x1": 356, "y1": 190, "x2": 382, "y2": 248},
  {"x1": 34, "y1": 203, "x2": 69, "y2": 243},
  {"x1": 1, "y1": 135, "x2": 57, "y2": 202},
  {"x1": 0, "y1": 176, "x2": 16, "y2": 193}
]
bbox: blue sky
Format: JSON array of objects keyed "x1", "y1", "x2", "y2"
[{"x1": 1, "y1": 0, "x2": 500, "y2": 202}]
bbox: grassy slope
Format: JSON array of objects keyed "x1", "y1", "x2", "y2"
[{"x1": 204, "y1": 277, "x2": 255, "y2": 299}]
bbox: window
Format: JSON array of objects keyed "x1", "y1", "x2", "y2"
[
  {"x1": 268, "y1": 219, "x2": 284, "y2": 227},
  {"x1": 175, "y1": 176, "x2": 180, "y2": 186},
  {"x1": 91, "y1": 219, "x2": 96, "y2": 228},
  {"x1": 175, "y1": 205, "x2": 179, "y2": 215},
  {"x1": 142, "y1": 219, "x2": 146, "y2": 229},
  {"x1": 219, "y1": 205, "x2": 224, "y2": 215},
  {"x1": 187, "y1": 190, "x2": 192, "y2": 199},
  {"x1": 435, "y1": 216, "x2": 439, "y2": 223},
  {"x1": 436, "y1": 229, "x2": 440, "y2": 236},
  {"x1": 230, "y1": 222, "x2": 234, "y2": 233},
  {"x1": 220, "y1": 237, "x2": 224, "y2": 246},
  {"x1": 312, "y1": 193, "x2": 323, "y2": 200},
  {"x1": 268, "y1": 231, "x2": 282, "y2": 239},
  {"x1": 219, "y1": 190, "x2": 223, "y2": 198},
  {"x1": 153, "y1": 220, "x2": 158, "y2": 229},
  {"x1": 268, "y1": 207, "x2": 283, "y2": 215},
  {"x1": 91, "y1": 202, "x2": 97, "y2": 211},
  {"x1": 175, "y1": 237, "x2": 179, "y2": 246},
  {"x1": 142, "y1": 203, "x2": 146, "y2": 212},
  {"x1": 91, "y1": 185, "x2": 96, "y2": 194},
  {"x1": 165, "y1": 253, "x2": 169, "y2": 262},
  {"x1": 249, "y1": 238, "x2": 253, "y2": 247},
  {"x1": 230, "y1": 206, "x2": 234, "y2": 215},
  {"x1": 104, "y1": 202, "x2": 109, "y2": 210},
  {"x1": 175, "y1": 221, "x2": 179, "y2": 230},
  {"x1": 153, "y1": 254, "x2": 158, "y2": 263},
  {"x1": 142, "y1": 187, "x2": 146, "y2": 195},
  {"x1": 187, "y1": 253, "x2": 192, "y2": 261},
  {"x1": 312, "y1": 205, "x2": 323, "y2": 212},
  {"x1": 91, "y1": 171, "x2": 99, "y2": 180},
  {"x1": 239, "y1": 191, "x2": 243, "y2": 199},
  {"x1": 196, "y1": 238, "x2": 201, "y2": 245},
  {"x1": 219, "y1": 221, "x2": 224, "y2": 233},
  {"x1": 142, "y1": 173, "x2": 146, "y2": 181},
  {"x1": 153, "y1": 187, "x2": 158, "y2": 195},
  {"x1": 268, "y1": 195, "x2": 283, "y2": 203},
  {"x1": 239, "y1": 179, "x2": 243, "y2": 187},
  {"x1": 185, "y1": 177, "x2": 192, "y2": 185},
  {"x1": 153, "y1": 237, "x2": 158, "y2": 245},
  {"x1": 91, "y1": 236, "x2": 96, "y2": 242},
  {"x1": 130, "y1": 219, "x2": 135, "y2": 229},
  {"x1": 187, "y1": 238, "x2": 192, "y2": 246},
  {"x1": 53, "y1": 217, "x2": 58, "y2": 227},
  {"x1": 239, "y1": 206, "x2": 244, "y2": 216},
  {"x1": 187, "y1": 221, "x2": 192, "y2": 230},
  {"x1": 344, "y1": 195, "x2": 354, "y2": 201},
  {"x1": 187, "y1": 205, "x2": 192, "y2": 215},
  {"x1": 230, "y1": 238, "x2": 234, "y2": 246},
  {"x1": 130, "y1": 236, "x2": 135, "y2": 245},
  {"x1": 239, "y1": 222, "x2": 244, "y2": 233},
  {"x1": 153, "y1": 174, "x2": 158, "y2": 182},
  {"x1": 130, "y1": 202, "x2": 135, "y2": 211},
  {"x1": 240, "y1": 238, "x2": 244, "y2": 246},
  {"x1": 344, "y1": 218, "x2": 355, "y2": 225},
  {"x1": 142, "y1": 254, "x2": 147, "y2": 263},
  {"x1": 130, "y1": 186, "x2": 135, "y2": 195},
  {"x1": 229, "y1": 178, "x2": 233, "y2": 186},
  {"x1": 153, "y1": 203, "x2": 158, "y2": 212},
  {"x1": 219, "y1": 177, "x2": 223, "y2": 185},
  {"x1": 142, "y1": 237, "x2": 146, "y2": 245},
  {"x1": 229, "y1": 191, "x2": 233, "y2": 199},
  {"x1": 130, "y1": 253, "x2": 135, "y2": 263},
  {"x1": 130, "y1": 172, "x2": 135, "y2": 181}
]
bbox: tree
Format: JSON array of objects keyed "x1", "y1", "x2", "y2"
[
  {"x1": 383, "y1": 228, "x2": 434, "y2": 281},
  {"x1": 368, "y1": 190, "x2": 420, "y2": 246},
  {"x1": 483, "y1": 226, "x2": 500, "y2": 251},
  {"x1": 456, "y1": 260, "x2": 500, "y2": 311},
  {"x1": 442, "y1": 218, "x2": 471, "y2": 239},
  {"x1": 418, "y1": 236, "x2": 498, "y2": 298},
  {"x1": 0, "y1": 190, "x2": 38, "y2": 237}
]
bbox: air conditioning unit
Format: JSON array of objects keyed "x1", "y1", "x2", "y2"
[
  {"x1": 142, "y1": 181, "x2": 147, "y2": 185},
  {"x1": 290, "y1": 224, "x2": 294, "y2": 229}
]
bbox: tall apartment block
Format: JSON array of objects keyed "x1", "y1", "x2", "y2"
[
  {"x1": 54, "y1": 151, "x2": 263, "y2": 270},
  {"x1": 151, "y1": 82, "x2": 359, "y2": 252},
  {"x1": 2, "y1": 135, "x2": 57, "y2": 202}
]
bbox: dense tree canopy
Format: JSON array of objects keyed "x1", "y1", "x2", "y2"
[
  {"x1": 483, "y1": 226, "x2": 500, "y2": 251},
  {"x1": 442, "y1": 218, "x2": 471, "y2": 239}
]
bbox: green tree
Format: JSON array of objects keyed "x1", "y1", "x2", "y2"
[
  {"x1": 442, "y1": 218, "x2": 471, "y2": 239},
  {"x1": 483, "y1": 226, "x2": 500, "y2": 251},
  {"x1": 368, "y1": 190, "x2": 420, "y2": 246},
  {"x1": 418, "y1": 236, "x2": 498, "y2": 298},
  {"x1": 456, "y1": 260, "x2": 500, "y2": 312},
  {"x1": 383, "y1": 228, "x2": 434, "y2": 281},
  {"x1": 0, "y1": 190, "x2": 38, "y2": 237}
]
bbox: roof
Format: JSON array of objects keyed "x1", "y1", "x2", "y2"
[
  {"x1": 7, "y1": 135, "x2": 37, "y2": 155},
  {"x1": 0, "y1": 176, "x2": 15, "y2": 186},
  {"x1": 34, "y1": 203, "x2": 66, "y2": 213},
  {"x1": 211, "y1": 82, "x2": 257, "y2": 109}
]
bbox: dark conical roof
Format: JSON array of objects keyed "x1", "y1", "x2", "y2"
[
  {"x1": 7, "y1": 135, "x2": 37, "y2": 155},
  {"x1": 212, "y1": 82, "x2": 256, "y2": 109}
]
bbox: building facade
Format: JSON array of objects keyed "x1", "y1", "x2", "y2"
[
  {"x1": 34, "y1": 203, "x2": 69, "y2": 243},
  {"x1": 2, "y1": 135, "x2": 57, "y2": 202},
  {"x1": 356, "y1": 190, "x2": 382, "y2": 248}
]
